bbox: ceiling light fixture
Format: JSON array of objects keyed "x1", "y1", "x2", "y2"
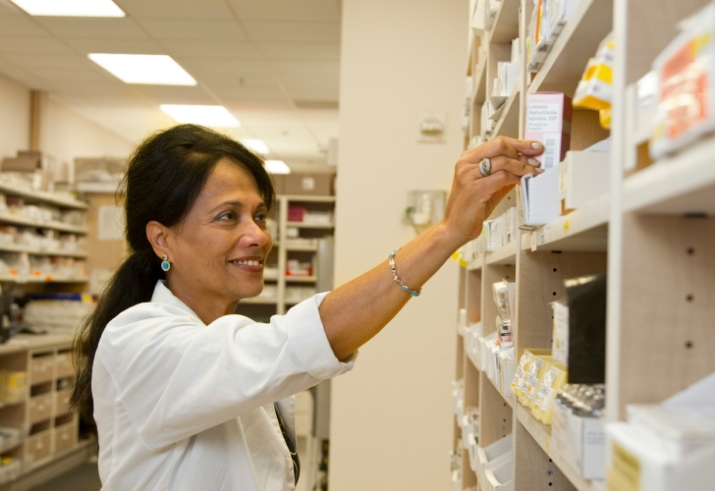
[
  {"x1": 160, "y1": 105, "x2": 240, "y2": 127},
  {"x1": 242, "y1": 139, "x2": 270, "y2": 155},
  {"x1": 9, "y1": 0, "x2": 125, "y2": 17},
  {"x1": 264, "y1": 160, "x2": 291, "y2": 175},
  {"x1": 88, "y1": 54, "x2": 196, "y2": 85}
]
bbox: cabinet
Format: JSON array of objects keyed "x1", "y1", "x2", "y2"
[{"x1": 452, "y1": 1, "x2": 715, "y2": 490}]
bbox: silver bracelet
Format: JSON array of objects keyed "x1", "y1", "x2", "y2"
[{"x1": 389, "y1": 248, "x2": 421, "y2": 297}]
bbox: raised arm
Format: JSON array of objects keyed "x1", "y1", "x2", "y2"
[{"x1": 319, "y1": 137, "x2": 544, "y2": 360}]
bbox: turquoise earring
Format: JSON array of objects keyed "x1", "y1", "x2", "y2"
[{"x1": 161, "y1": 254, "x2": 171, "y2": 272}]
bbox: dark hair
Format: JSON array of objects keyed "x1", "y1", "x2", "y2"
[{"x1": 71, "y1": 124, "x2": 275, "y2": 422}]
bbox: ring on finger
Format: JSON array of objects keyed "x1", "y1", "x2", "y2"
[{"x1": 479, "y1": 158, "x2": 491, "y2": 177}]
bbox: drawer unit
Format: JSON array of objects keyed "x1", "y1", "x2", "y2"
[
  {"x1": 54, "y1": 389, "x2": 72, "y2": 416},
  {"x1": 25, "y1": 430, "x2": 51, "y2": 464},
  {"x1": 55, "y1": 352, "x2": 73, "y2": 379},
  {"x1": 30, "y1": 355, "x2": 54, "y2": 385},
  {"x1": 29, "y1": 393, "x2": 53, "y2": 424},
  {"x1": 53, "y1": 422, "x2": 77, "y2": 454}
]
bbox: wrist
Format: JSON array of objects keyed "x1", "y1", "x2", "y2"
[{"x1": 434, "y1": 220, "x2": 473, "y2": 252}]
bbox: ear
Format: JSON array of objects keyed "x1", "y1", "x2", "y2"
[{"x1": 146, "y1": 220, "x2": 171, "y2": 259}]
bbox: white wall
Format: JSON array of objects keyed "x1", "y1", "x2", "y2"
[
  {"x1": 331, "y1": 1, "x2": 468, "y2": 490},
  {"x1": 42, "y1": 97, "x2": 135, "y2": 178},
  {"x1": 0, "y1": 74, "x2": 31, "y2": 160},
  {"x1": 0, "y1": 72, "x2": 134, "y2": 177}
]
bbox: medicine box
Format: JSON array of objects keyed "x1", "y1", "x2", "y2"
[
  {"x1": 525, "y1": 92, "x2": 572, "y2": 170},
  {"x1": 551, "y1": 399, "x2": 605, "y2": 480}
]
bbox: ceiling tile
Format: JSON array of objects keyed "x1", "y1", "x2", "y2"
[
  {"x1": 130, "y1": 84, "x2": 216, "y2": 105},
  {"x1": 0, "y1": 15, "x2": 49, "y2": 36},
  {"x1": 277, "y1": 73, "x2": 339, "y2": 89},
  {"x1": 242, "y1": 21, "x2": 340, "y2": 43},
  {"x1": 162, "y1": 40, "x2": 260, "y2": 58},
  {"x1": 0, "y1": 56, "x2": 43, "y2": 87},
  {"x1": 285, "y1": 86, "x2": 338, "y2": 101},
  {"x1": 64, "y1": 37, "x2": 165, "y2": 55},
  {"x1": 202, "y1": 73, "x2": 277, "y2": 88},
  {"x1": 29, "y1": 66, "x2": 110, "y2": 82},
  {"x1": 0, "y1": 1, "x2": 22, "y2": 16},
  {"x1": 209, "y1": 85, "x2": 286, "y2": 101},
  {"x1": 116, "y1": 0, "x2": 234, "y2": 19},
  {"x1": 177, "y1": 57, "x2": 273, "y2": 76},
  {"x1": 2, "y1": 52, "x2": 93, "y2": 68},
  {"x1": 257, "y1": 42, "x2": 339, "y2": 60},
  {"x1": 228, "y1": 0, "x2": 341, "y2": 22},
  {"x1": 269, "y1": 59, "x2": 339, "y2": 76},
  {"x1": 0, "y1": 36, "x2": 73, "y2": 54},
  {"x1": 33, "y1": 17, "x2": 148, "y2": 39},
  {"x1": 136, "y1": 19, "x2": 248, "y2": 41}
]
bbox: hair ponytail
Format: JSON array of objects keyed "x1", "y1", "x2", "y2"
[{"x1": 71, "y1": 124, "x2": 275, "y2": 422}]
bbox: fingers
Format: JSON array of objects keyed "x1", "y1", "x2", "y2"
[
  {"x1": 489, "y1": 155, "x2": 543, "y2": 178},
  {"x1": 461, "y1": 136, "x2": 544, "y2": 163},
  {"x1": 474, "y1": 170, "x2": 521, "y2": 197}
]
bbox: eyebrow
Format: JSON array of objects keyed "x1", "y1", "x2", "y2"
[{"x1": 210, "y1": 200, "x2": 267, "y2": 213}]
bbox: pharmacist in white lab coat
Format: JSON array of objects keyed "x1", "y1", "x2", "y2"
[{"x1": 71, "y1": 125, "x2": 543, "y2": 491}]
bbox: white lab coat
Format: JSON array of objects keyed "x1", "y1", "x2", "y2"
[{"x1": 92, "y1": 280, "x2": 355, "y2": 491}]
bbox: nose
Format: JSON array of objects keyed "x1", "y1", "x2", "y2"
[{"x1": 239, "y1": 219, "x2": 269, "y2": 249}]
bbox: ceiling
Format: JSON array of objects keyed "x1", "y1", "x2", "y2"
[{"x1": 0, "y1": 0, "x2": 341, "y2": 168}]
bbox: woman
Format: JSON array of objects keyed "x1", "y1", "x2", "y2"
[{"x1": 72, "y1": 124, "x2": 543, "y2": 490}]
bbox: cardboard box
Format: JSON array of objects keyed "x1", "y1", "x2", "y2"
[{"x1": 272, "y1": 173, "x2": 334, "y2": 196}]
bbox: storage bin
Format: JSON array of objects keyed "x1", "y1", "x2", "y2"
[
  {"x1": 55, "y1": 352, "x2": 73, "y2": 379},
  {"x1": 25, "y1": 430, "x2": 51, "y2": 464},
  {"x1": 477, "y1": 434, "x2": 512, "y2": 487},
  {"x1": 28, "y1": 393, "x2": 52, "y2": 424},
  {"x1": 53, "y1": 421, "x2": 77, "y2": 454},
  {"x1": 54, "y1": 388, "x2": 71, "y2": 416},
  {"x1": 483, "y1": 457, "x2": 512, "y2": 491},
  {"x1": 30, "y1": 355, "x2": 53, "y2": 385}
]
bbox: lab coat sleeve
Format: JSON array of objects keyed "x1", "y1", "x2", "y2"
[{"x1": 97, "y1": 292, "x2": 355, "y2": 450}]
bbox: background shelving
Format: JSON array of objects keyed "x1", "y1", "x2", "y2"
[{"x1": 456, "y1": 1, "x2": 715, "y2": 490}]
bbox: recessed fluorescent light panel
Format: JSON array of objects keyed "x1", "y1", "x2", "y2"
[
  {"x1": 242, "y1": 139, "x2": 270, "y2": 155},
  {"x1": 88, "y1": 54, "x2": 196, "y2": 85},
  {"x1": 160, "y1": 105, "x2": 240, "y2": 127},
  {"x1": 265, "y1": 160, "x2": 291, "y2": 175},
  {"x1": 10, "y1": 0, "x2": 125, "y2": 16}
]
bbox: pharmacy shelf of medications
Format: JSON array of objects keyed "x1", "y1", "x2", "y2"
[
  {"x1": 485, "y1": 240, "x2": 517, "y2": 266},
  {"x1": 0, "y1": 335, "x2": 89, "y2": 486},
  {"x1": 285, "y1": 222, "x2": 334, "y2": 229},
  {"x1": 285, "y1": 276, "x2": 317, "y2": 283},
  {"x1": 521, "y1": 194, "x2": 609, "y2": 253},
  {"x1": 0, "y1": 183, "x2": 87, "y2": 212},
  {"x1": 0, "y1": 214, "x2": 87, "y2": 235},
  {"x1": 527, "y1": 0, "x2": 613, "y2": 96},
  {"x1": 489, "y1": 0, "x2": 520, "y2": 44},
  {"x1": 491, "y1": 88, "x2": 520, "y2": 139},
  {"x1": 623, "y1": 136, "x2": 715, "y2": 215},
  {"x1": 515, "y1": 406, "x2": 606, "y2": 491},
  {"x1": 0, "y1": 276, "x2": 89, "y2": 284},
  {"x1": 241, "y1": 297, "x2": 278, "y2": 306},
  {"x1": 0, "y1": 244, "x2": 87, "y2": 259}
]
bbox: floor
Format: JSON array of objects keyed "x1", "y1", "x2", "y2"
[{"x1": 29, "y1": 462, "x2": 101, "y2": 491}]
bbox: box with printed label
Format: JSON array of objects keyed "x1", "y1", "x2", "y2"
[{"x1": 525, "y1": 93, "x2": 572, "y2": 170}]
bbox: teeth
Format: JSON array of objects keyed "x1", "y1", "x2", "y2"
[{"x1": 233, "y1": 259, "x2": 261, "y2": 267}]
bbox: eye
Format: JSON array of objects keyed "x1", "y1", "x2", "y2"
[
  {"x1": 254, "y1": 212, "x2": 268, "y2": 223},
  {"x1": 216, "y1": 211, "x2": 237, "y2": 221}
]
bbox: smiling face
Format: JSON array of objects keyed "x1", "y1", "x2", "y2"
[{"x1": 158, "y1": 159, "x2": 273, "y2": 314}]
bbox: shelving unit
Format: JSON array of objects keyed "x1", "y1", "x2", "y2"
[
  {"x1": 0, "y1": 335, "x2": 93, "y2": 491},
  {"x1": 236, "y1": 195, "x2": 335, "y2": 318},
  {"x1": 455, "y1": 1, "x2": 715, "y2": 490},
  {"x1": 0, "y1": 185, "x2": 90, "y2": 489}
]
